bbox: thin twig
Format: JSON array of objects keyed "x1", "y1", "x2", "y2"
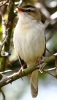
[
  {"x1": 43, "y1": 69, "x2": 55, "y2": 78},
  {"x1": 46, "y1": 29, "x2": 57, "y2": 42},
  {"x1": 44, "y1": 67, "x2": 56, "y2": 71},
  {"x1": 46, "y1": 48, "x2": 53, "y2": 55},
  {"x1": 0, "y1": 69, "x2": 18, "y2": 74},
  {"x1": 43, "y1": 67, "x2": 56, "y2": 78}
]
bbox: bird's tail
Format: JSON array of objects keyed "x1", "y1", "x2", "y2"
[{"x1": 30, "y1": 70, "x2": 38, "y2": 97}]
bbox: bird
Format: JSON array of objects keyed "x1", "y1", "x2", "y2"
[{"x1": 13, "y1": 5, "x2": 45, "y2": 98}]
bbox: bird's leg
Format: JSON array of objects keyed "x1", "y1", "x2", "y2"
[
  {"x1": 38, "y1": 56, "x2": 47, "y2": 73},
  {"x1": 18, "y1": 56, "x2": 27, "y2": 75},
  {"x1": 34, "y1": 58, "x2": 42, "y2": 66},
  {"x1": 18, "y1": 63, "x2": 27, "y2": 74},
  {"x1": 18, "y1": 66, "x2": 23, "y2": 74}
]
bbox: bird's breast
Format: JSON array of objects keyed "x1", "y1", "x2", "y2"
[{"x1": 13, "y1": 21, "x2": 45, "y2": 65}]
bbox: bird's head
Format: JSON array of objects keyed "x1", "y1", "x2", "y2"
[{"x1": 18, "y1": 5, "x2": 41, "y2": 22}]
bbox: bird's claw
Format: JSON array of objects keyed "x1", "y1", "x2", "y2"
[{"x1": 38, "y1": 63, "x2": 46, "y2": 73}]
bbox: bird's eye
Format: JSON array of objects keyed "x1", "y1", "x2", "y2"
[
  {"x1": 26, "y1": 9, "x2": 31, "y2": 12},
  {"x1": 28, "y1": 9, "x2": 31, "y2": 12}
]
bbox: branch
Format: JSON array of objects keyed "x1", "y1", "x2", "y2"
[
  {"x1": 0, "y1": 53, "x2": 57, "y2": 88},
  {"x1": 1, "y1": 0, "x2": 15, "y2": 71},
  {"x1": 0, "y1": 28, "x2": 9, "y2": 57},
  {"x1": 0, "y1": 0, "x2": 8, "y2": 7}
]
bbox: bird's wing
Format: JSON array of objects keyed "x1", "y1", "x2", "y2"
[{"x1": 43, "y1": 36, "x2": 46, "y2": 56}]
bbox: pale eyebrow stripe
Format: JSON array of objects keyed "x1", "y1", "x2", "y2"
[{"x1": 22, "y1": 5, "x2": 35, "y2": 9}]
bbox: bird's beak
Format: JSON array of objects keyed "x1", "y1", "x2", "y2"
[{"x1": 18, "y1": 7, "x2": 25, "y2": 12}]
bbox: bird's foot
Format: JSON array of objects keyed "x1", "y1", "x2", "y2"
[
  {"x1": 38, "y1": 63, "x2": 46, "y2": 73},
  {"x1": 34, "y1": 57, "x2": 46, "y2": 73}
]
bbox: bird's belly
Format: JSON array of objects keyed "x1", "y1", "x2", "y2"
[{"x1": 13, "y1": 27, "x2": 45, "y2": 65}]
